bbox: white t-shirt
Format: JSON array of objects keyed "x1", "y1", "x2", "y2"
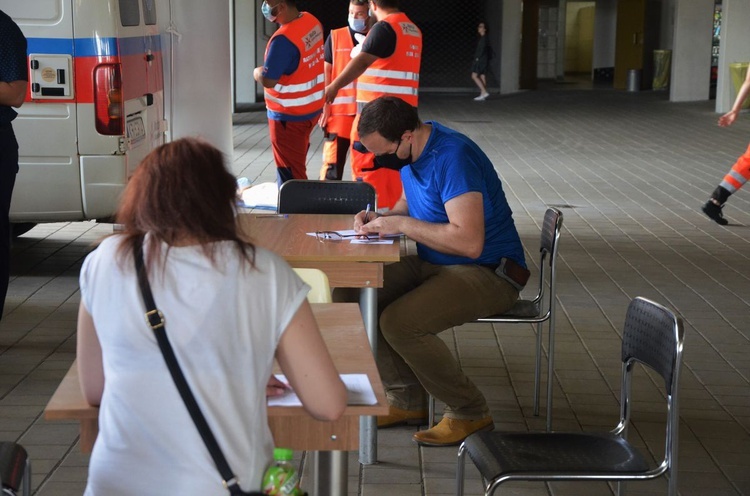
[{"x1": 80, "y1": 235, "x2": 308, "y2": 495}]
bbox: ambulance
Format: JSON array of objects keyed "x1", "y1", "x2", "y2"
[{"x1": 4, "y1": 0, "x2": 167, "y2": 230}]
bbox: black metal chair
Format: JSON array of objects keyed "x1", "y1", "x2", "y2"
[
  {"x1": 427, "y1": 207, "x2": 563, "y2": 431},
  {"x1": 0, "y1": 442, "x2": 30, "y2": 496},
  {"x1": 277, "y1": 180, "x2": 376, "y2": 215},
  {"x1": 456, "y1": 296, "x2": 684, "y2": 496}
]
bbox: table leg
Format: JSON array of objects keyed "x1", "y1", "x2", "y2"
[
  {"x1": 312, "y1": 451, "x2": 348, "y2": 496},
  {"x1": 359, "y1": 287, "x2": 377, "y2": 465}
]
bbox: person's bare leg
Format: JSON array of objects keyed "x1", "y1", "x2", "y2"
[{"x1": 471, "y1": 73, "x2": 488, "y2": 100}]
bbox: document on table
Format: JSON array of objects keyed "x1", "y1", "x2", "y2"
[
  {"x1": 305, "y1": 229, "x2": 399, "y2": 244},
  {"x1": 268, "y1": 374, "x2": 378, "y2": 406}
]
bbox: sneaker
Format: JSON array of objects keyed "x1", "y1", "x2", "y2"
[
  {"x1": 473, "y1": 93, "x2": 489, "y2": 101},
  {"x1": 702, "y1": 201, "x2": 729, "y2": 226}
]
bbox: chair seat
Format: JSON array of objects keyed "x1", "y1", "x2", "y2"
[
  {"x1": 487, "y1": 299, "x2": 539, "y2": 319},
  {"x1": 465, "y1": 431, "x2": 650, "y2": 481}
]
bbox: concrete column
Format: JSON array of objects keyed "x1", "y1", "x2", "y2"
[
  {"x1": 716, "y1": 0, "x2": 750, "y2": 113},
  {"x1": 592, "y1": 0, "x2": 616, "y2": 70},
  {"x1": 556, "y1": 0, "x2": 566, "y2": 81},
  {"x1": 501, "y1": 0, "x2": 522, "y2": 94},
  {"x1": 160, "y1": 0, "x2": 234, "y2": 156},
  {"x1": 670, "y1": 0, "x2": 713, "y2": 102}
]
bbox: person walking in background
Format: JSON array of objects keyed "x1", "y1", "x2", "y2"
[
  {"x1": 254, "y1": 0, "x2": 325, "y2": 187},
  {"x1": 471, "y1": 22, "x2": 491, "y2": 101},
  {"x1": 318, "y1": 0, "x2": 372, "y2": 181},
  {"x1": 0, "y1": 9, "x2": 27, "y2": 322},
  {"x1": 702, "y1": 67, "x2": 750, "y2": 225},
  {"x1": 324, "y1": 0, "x2": 422, "y2": 211},
  {"x1": 350, "y1": 97, "x2": 528, "y2": 447},
  {"x1": 77, "y1": 138, "x2": 346, "y2": 495}
]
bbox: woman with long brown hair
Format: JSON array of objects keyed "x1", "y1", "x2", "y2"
[{"x1": 76, "y1": 138, "x2": 346, "y2": 495}]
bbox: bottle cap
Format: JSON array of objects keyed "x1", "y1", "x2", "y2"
[{"x1": 273, "y1": 447, "x2": 294, "y2": 461}]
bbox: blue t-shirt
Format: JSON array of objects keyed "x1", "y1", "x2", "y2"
[
  {"x1": 0, "y1": 10, "x2": 28, "y2": 124},
  {"x1": 401, "y1": 121, "x2": 526, "y2": 268},
  {"x1": 263, "y1": 34, "x2": 320, "y2": 122}
]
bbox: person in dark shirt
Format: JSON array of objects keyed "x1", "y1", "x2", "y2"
[
  {"x1": 0, "y1": 9, "x2": 28, "y2": 321},
  {"x1": 471, "y1": 22, "x2": 490, "y2": 101}
]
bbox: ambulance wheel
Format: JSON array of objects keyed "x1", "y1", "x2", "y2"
[{"x1": 11, "y1": 223, "x2": 37, "y2": 238}]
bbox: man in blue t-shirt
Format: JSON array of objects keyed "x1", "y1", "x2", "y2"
[
  {"x1": 353, "y1": 96, "x2": 527, "y2": 446},
  {"x1": 0, "y1": 9, "x2": 27, "y2": 321}
]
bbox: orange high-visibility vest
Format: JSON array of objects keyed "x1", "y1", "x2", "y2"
[
  {"x1": 264, "y1": 12, "x2": 325, "y2": 116},
  {"x1": 329, "y1": 27, "x2": 357, "y2": 116},
  {"x1": 356, "y1": 12, "x2": 422, "y2": 106}
]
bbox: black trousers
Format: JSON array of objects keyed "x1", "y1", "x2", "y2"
[{"x1": 0, "y1": 122, "x2": 18, "y2": 320}]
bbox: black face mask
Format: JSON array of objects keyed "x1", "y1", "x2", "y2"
[{"x1": 367, "y1": 140, "x2": 412, "y2": 171}]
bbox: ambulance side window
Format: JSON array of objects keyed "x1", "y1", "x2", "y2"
[
  {"x1": 142, "y1": 0, "x2": 157, "y2": 25},
  {"x1": 119, "y1": 0, "x2": 141, "y2": 27}
]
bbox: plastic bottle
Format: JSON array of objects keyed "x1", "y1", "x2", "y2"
[{"x1": 262, "y1": 448, "x2": 303, "y2": 495}]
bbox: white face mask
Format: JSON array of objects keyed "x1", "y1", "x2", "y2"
[{"x1": 348, "y1": 15, "x2": 368, "y2": 33}]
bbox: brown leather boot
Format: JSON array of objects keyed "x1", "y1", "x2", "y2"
[
  {"x1": 377, "y1": 406, "x2": 428, "y2": 428},
  {"x1": 412, "y1": 416, "x2": 494, "y2": 446}
]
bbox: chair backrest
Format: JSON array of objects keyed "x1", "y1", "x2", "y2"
[
  {"x1": 540, "y1": 207, "x2": 563, "y2": 266},
  {"x1": 0, "y1": 442, "x2": 29, "y2": 496},
  {"x1": 277, "y1": 180, "x2": 376, "y2": 215},
  {"x1": 293, "y1": 268, "x2": 332, "y2": 303},
  {"x1": 622, "y1": 296, "x2": 684, "y2": 396}
]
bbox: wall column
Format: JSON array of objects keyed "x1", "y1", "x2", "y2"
[
  {"x1": 716, "y1": 0, "x2": 750, "y2": 112},
  {"x1": 500, "y1": 0, "x2": 522, "y2": 94},
  {"x1": 670, "y1": 0, "x2": 713, "y2": 102}
]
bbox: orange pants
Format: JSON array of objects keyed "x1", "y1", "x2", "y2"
[
  {"x1": 350, "y1": 113, "x2": 403, "y2": 210},
  {"x1": 719, "y1": 143, "x2": 750, "y2": 194},
  {"x1": 320, "y1": 114, "x2": 354, "y2": 180},
  {"x1": 268, "y1": 117, "x2": 316, "y2": 186}
]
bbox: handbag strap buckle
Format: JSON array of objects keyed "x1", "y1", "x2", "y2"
[{"x1": 144, "y1": 309, "x2": 165, "y2": 330}]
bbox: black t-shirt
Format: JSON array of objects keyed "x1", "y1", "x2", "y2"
[
  {"x1": 361, "y1": 21, "x2": 396, "y2": 59},
  {"x1": 324, "y1": 27, "x2": 360, "y2": 64}
]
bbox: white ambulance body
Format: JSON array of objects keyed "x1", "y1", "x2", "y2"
[{"x1": 3, "y1": 0, "x2": 166, "y2": 224}]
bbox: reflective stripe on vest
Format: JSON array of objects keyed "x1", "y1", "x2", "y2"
[
  {"x1": 264, "y1": 12, "x2": 325, "y2": 116},
  {"x1": 356, "y1": 12, "x2": 422, "y2": 107},
  {"x1": 330, "y1": 27, "x2": 357, "y2": 116},
  {"x1": 273, "y1": 73, "x2": 325, "y2": 93}
]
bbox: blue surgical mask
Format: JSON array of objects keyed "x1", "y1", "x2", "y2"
[
  {"x1": 262, "y1": 1, "x2": 278, "y2": 22},
  {"x1": 348, "y1": 16, "x2": 368, "y2": 33}
]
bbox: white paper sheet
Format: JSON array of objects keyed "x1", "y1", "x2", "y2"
[{"x1": 267, "y1": 374, "x2": 377, "y2": 407}]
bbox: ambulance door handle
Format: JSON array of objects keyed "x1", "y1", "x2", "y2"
[
  {"x1": 146, "y1": 53, "x2": 155, "y2": 62},
  {"x1": 145, "y1": 93, "x2": 154, "y2": 106}
]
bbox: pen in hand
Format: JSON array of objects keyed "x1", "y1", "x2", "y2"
[{"x1": 364, "y1": 203, "x2": 371, "y2": 224}]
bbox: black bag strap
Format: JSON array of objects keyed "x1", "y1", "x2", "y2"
[{"x1": 133, "y1": 243, "x2": 255, "y2": 496}]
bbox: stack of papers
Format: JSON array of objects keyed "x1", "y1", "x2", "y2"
[
  {"x1": 268, "y1": 374, "x2": 377, "y2": 406},
  {"x1": 306, "y1": 229, "x2": 400, "y2": 245}
]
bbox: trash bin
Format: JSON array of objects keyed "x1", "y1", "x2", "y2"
[
  {"x1": 653, "y1": 49, "x2": 672, "y2": 90},
  {"x1": 627, "y1": 69, "x2": 641, "y2": 92},
  {"x1": 729, "y1": 62, "x2": 750, "y2": 109}
]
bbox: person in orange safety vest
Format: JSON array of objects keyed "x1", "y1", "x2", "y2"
[
  {"x1": 318, "y1": 0, "x2": 372, "y2": 181},
  {"x1": 253, "y1": 0, "x2": 324, "y2": 187},
  {"x1": 702, "y1": 67, "x2": 750, "y2": 226},
  {"x1": 324, "y1": 0, "x2": 422, "y2": 210}
]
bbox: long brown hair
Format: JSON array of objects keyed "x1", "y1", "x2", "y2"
[{"x1": 115, "y1": 137, "x2": 254, "y2": 272}]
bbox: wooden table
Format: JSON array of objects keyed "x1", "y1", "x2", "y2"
[
  {"x1": 238, "y1": 213, "x2": 401, "y2": 464},
  {"x1": 44, "y1": 303, "x2": 387, "y2": 496}
]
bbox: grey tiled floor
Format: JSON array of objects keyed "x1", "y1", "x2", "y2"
[{"x1": 3, "y1": 87, "x2": 750, "y2": 495}]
